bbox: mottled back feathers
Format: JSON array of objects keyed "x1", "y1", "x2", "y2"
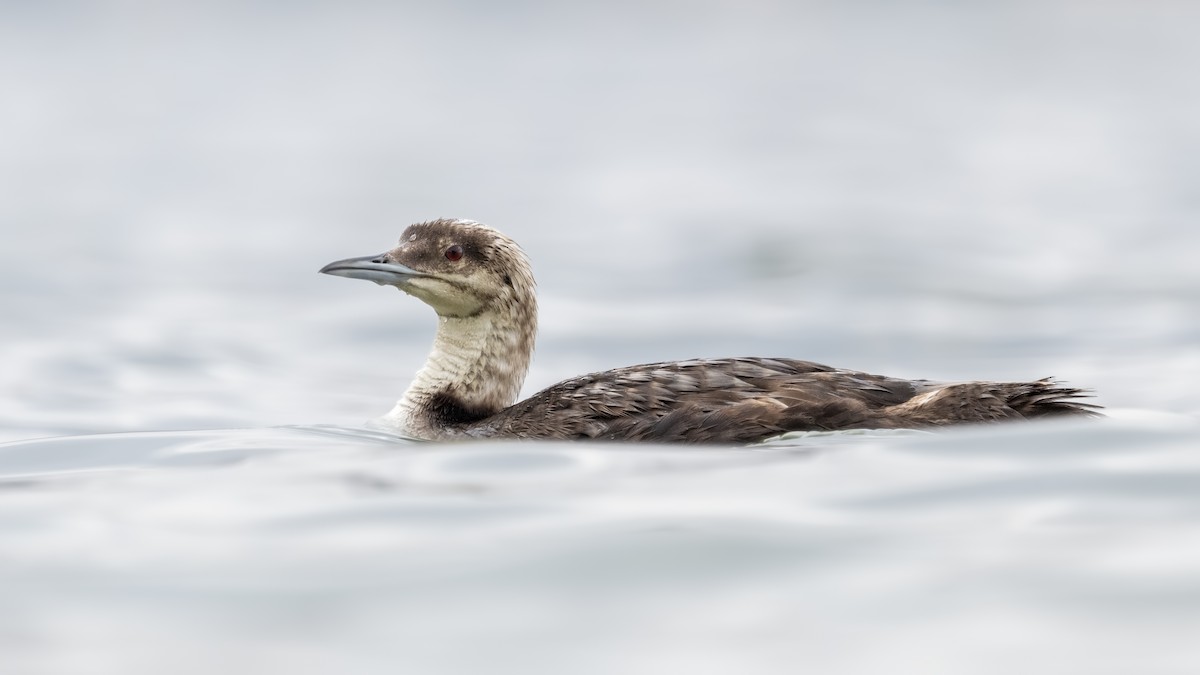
[{"x1": 472, "y1": 358, "x2": 1099, "y2": 443}]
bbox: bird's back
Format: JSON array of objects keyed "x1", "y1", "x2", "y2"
[{"x1": 471, "y1": 357, "x2": 1095, "y2": 443}]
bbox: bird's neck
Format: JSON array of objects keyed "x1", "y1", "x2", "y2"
[{"x1": 384, "y1": 303, "x2": 537, "y2": 438}]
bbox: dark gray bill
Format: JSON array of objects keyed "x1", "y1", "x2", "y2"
[{"x1": 319, "y1": 254, "x2": 426, "y2": 286}]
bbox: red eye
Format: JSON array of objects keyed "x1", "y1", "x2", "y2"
[{"x1": 445, "y1": 245, "x2": 464, "y2": 262}]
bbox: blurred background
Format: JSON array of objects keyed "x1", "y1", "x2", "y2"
[
  {"x1": 2, "y1": 0, "x2": 1197, "y2": 442},
  {"x1": 4, "y1": 5, "x2": 1200, "y2": 674}
]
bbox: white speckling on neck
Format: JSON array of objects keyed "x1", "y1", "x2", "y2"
[{"x1": 380, "y1": 307, "x2": 534, "y2": 439}]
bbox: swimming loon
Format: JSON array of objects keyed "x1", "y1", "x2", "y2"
[{"x1": 320, "y1": 218, "x2": 1099, "y2": 443}]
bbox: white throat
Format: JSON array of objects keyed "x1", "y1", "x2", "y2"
[{"x1": 380, "y1": 308, "x2": 533, "y2": 438}]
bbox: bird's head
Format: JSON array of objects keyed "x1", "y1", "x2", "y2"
[{"x1": 320, "y1": 218, "x2": 535, "y2": 319}]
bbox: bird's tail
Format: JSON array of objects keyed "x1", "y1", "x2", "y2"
[
  {"x1": 1004, "y1": 377, "x2": 1103, "y2": 419},
  {"x1": 891, "y1": 377, "x2": 1102, "y2": 425}
]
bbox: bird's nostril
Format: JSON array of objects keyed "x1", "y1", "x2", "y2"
[{"x1": 371, "y1": 255, "x2": 388, "y2": 264}]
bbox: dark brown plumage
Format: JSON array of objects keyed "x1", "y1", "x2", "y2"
[
  {"x1": 320, "y1": 219, "x2": 1100, "y2": 444},
  {"x1": 481, "y1": 359, "x2": 1097, "y2": 442}
]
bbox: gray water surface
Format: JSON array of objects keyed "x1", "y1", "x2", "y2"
[{"x1": 2, "y1": 420, "x2": 1198, "y2": 675}]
